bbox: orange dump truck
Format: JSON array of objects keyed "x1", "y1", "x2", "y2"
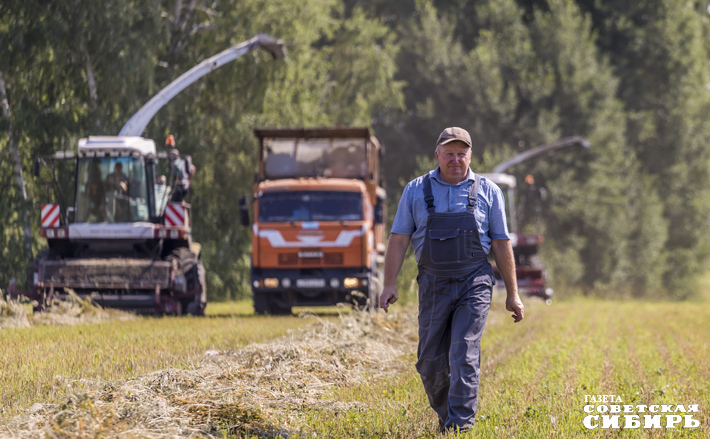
[{"x1": 240, "y1": 128, "x2": 386, "y2": 314}]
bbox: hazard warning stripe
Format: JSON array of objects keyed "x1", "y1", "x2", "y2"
[
  {"x1": 165, "y1": 203, "x2": 185, "y2": 226},
  {"x1": 41, "y1": 204, "x2": 60, "y2": 227}
]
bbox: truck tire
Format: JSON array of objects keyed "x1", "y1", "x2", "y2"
[
  {"x1": 253, "y1": 293, "x2": 291, "y2": 315},
  {"x1": 268, "y1": 297, "x2": 292, "y2": 316},
  {"x1": 253, "y1": 293, "x2": 269, "y2": 315}
]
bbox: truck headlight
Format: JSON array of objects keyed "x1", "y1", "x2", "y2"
[
  {"x1": 343, "y1": 277, "x2": 358, "y2": 288},
  {"x1": 329, "y1": 278, "x2": 340, "y2": 288},
  {"x1": 264, "y1": 278, "x2": 279, "y2": 288},
  {"x1": 282, "y1": 278, "x2": 291, "y2": 288}
]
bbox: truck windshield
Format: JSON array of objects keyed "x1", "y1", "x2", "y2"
[
  {"x1": 262, "y1": 138, "x2": 368, "y2": 179},
  {"x1": 259, "y1": 191, "x2": 363, "y2": 222},
  {"x1": 75, "y1": 156, "x2": 150, "y2": 223}
]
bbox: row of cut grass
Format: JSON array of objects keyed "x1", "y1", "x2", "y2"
[
  {"x1": 0, "y1": 300, "x2": 327, "y2": 419},
  {"x1": 3, "y1": 297, "x2": 709, "y2": 437},
  {"x1": 295, "y1": 299, "x2": 710, "y2": 438}
]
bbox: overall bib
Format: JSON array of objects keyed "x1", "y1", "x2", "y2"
[{"x1": 415, "y1": 174, "x2": 494, "y2": 430}]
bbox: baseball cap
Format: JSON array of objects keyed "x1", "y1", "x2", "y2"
[{"x1": 436, "y1": 127, "x2": 472, "y2": 148}]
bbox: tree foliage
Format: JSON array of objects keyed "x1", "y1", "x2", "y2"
[{"x1": 1, "y1": 0, "x2": 709, "y2": 300}]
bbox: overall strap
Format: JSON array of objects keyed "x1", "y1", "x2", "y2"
[
  {"x1": 467, "y1": 174, "x2": 481, "y2": 208},
  {"x1": 422, "y1": 174, "x2": 436, "y2": 214}
]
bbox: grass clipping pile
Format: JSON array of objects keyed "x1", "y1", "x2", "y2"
[
  {"x1": 5, "y1": 308, "x2": 419, "y2": 438},
  {"x1": 0, "y1": 290, "x2": 135, "y2": 329}
]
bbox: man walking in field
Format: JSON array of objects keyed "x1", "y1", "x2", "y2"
[{"x1": 380, "y1": 127, "x2": 524, "y2": 433}]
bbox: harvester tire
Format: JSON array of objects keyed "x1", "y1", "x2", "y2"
[
  {"x1": 30, "y1": 250, "x2": 55, "y2": 312},
  {"x1": 167, "y1": 247, "x2": 205, "y2": 316}
]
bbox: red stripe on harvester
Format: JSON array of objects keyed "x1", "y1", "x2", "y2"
[
  {"x1": 165, "y1": 203, "x2": 184, "y2": 226},
  {"x1": 41, "y1": 204, "x2": 60, "y2": 226}
]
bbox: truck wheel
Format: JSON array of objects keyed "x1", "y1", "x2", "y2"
[
  {"x1": 268, "y1": 298, "x2": 292, "y2": 316},
  {"x1": 254, "y1": 293, "x2": 269, "y2": 315}
]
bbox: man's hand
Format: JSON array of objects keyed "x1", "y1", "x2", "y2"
[
  {"x1": 380, "y1": 233, "x2": 411, "y2": 313},
  {"x1": 491, "y1": 239, "x2": 524, "y2": 323},
  {"x1": 379, "y1": 286, "x2": 399, "y2": 313},
  {"x1": 506, "y1": 293, "x2": 524, "y2": 323}
]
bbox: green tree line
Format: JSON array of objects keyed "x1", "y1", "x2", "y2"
[{"x1": 1, "y1": 0, "x2": 709, "y2": 300}]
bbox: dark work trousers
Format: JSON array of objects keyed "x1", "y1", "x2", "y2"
[
  {"x1": 415, "y1": 173, "x2": 494, "y2": 431},
  {"x1": 416, "y1": 270, "x2": 493, "y2": 429}
]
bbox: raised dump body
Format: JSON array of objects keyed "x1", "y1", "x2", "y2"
[{"x1": 243, "y1": 128, "x2": 386, "y2": 314}]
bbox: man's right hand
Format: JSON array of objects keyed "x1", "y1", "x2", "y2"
[{"x1": 379, "y1": 286, "x2": 399, "y2": 313}]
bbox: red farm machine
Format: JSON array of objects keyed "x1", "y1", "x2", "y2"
[{"x1": 484, "y1": 136, "x2": 590, "y2": 304}]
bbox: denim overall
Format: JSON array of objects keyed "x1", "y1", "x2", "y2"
[{"x1": 415, "y1": 173, "x2": 494, "y2": 431}]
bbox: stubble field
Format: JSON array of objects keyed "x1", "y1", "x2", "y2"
[{"x1": 1, "y1": 294, "x2": 709, "y2": 438}]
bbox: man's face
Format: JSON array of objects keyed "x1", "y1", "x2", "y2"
[{"x1": 435, "y1": 141, "x2": 471, "y2": 184}]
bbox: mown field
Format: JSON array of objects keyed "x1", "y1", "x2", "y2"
[
  {"x1": 0, "y1": 300, "x2": 322, "y2": 420},
  {"x1": 1, "y1": 295, "x2": 709, "y2": 438}
]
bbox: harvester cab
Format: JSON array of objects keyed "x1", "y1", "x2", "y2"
[{"x1": 16, "y1": 136, "x2": 206, "y2": 315}]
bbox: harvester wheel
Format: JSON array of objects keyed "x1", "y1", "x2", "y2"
[
  {"x1": 29, "y1": 250, "x2": 56, "y2": 313},
  {"x1": 186, "y1": 301, "x2": 200, "y2": 315},
  {"x1": 168, "y1": 248, "x2": 206, "y2": 316}
]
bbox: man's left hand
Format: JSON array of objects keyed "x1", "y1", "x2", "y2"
[{"x1": 506, "y1": 294, "x2": 524, "y2": 323}]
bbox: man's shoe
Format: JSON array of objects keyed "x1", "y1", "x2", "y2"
[{"x1": 442, "y1": 423, "x2": 474, "y2": 435}]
